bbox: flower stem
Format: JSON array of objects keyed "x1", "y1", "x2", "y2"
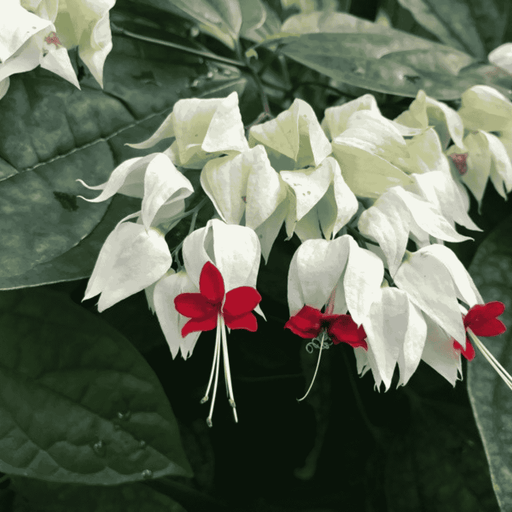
[{"x1": 112, "y1": 24, "x2": 247, "y2": 69}]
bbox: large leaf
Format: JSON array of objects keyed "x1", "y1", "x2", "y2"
[
  {"x1": 142, "y1": 0, "x2": 242, "y2": 49},
  {"x1": 397, "y1": 0, "x2": 511, "y2": 59},
  {"x1": 0, "y1": 196, "x2": 139, "y2": 290},
  {"x1": 468, "y1": 213, "x2": 512, "y2": 511},
  {"x1": 279, "y1": 32, "x2": 512, "y2": 99},
  {"x1": 0, "y1": 34, "x2": 199, "y2": 281},
  {"x1": 276, "y1": 13, "x2": 512, "y2": 99},
  {"x1": 386, "y1": 389, "x2": 499, "y2": 511},
  {"x1": 0, "y1": 288, "x2": 192, "y2": 484},
  {"x1": 11, "y1": 478, "x2": 186, "y2": 512}
]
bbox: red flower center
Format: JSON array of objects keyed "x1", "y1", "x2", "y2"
[
  {"x1": 453, "y1": 301, "x2": 506, "y2": 360},
  {"x1": 175, "y1": 261, "x2": 262, "y2": 337},
  {"x1": 285, "y1": 305, "x2": 367, "y2": 350}
]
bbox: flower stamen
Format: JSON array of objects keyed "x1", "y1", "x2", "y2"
[
  {"x1": 298, "y1": 331, "x2": 328, "y2": 402},
  {"x1": 205, "y1": 326, "x2": 222, "y2": 427},
  {"x1": 468, "y1": 329, "x2": 512, "y2": 391},
  {"x1": 220, "y1": 315, "x2": 238, "y2": 423}
]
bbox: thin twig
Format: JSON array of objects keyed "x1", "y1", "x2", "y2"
[{"x1": 113, "y1": 24, "x2": 247, "y2": 69}]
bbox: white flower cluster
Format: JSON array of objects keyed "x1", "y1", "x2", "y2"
[
  {"x1": 81, "y1": 85, "x2": 512, "y2": 392},
  {"x1": 0, "y1": 0, "x2": 115, "y2": 100}
]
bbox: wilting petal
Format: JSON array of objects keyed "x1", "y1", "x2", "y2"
[
  {"x1": 224, "y1": 287, "x2": 262, "y2": 317},
  {"x1": 284, "y1": 305, "x2": 323, "y2": 339},
  {"x1": 328, "y1": 315, "x2": 367, "y2": 349}
]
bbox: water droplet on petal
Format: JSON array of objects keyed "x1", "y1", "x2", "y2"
[
  {"x1": 139, "y1": 440, "x2": 147, "y2": 449},
  {"x1": 92, "y1": 440, "x2": 107, "y2": 457},
  {"x1": 142, "y1": 469, "x2": 153, "y2": 479},
  {"x1": 206, "y1": 71, "x2": 214, "y2": 79},
  {"x1": 117, "y1": 411, "x2": 131, "y2": 421}
]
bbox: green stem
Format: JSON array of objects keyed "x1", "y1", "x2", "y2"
[{"x1": 112, "y1": 24, "x2": 247, "y2": 69}]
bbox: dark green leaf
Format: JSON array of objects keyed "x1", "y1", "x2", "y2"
[
  {"x1": 278, "y1": 32, "x2": 512, "y2": 99},
  {"x1": 397, "y1": 0, "x2": 511, "y2": 59},
  {"x1": 0, "y1": 196, "x2": 139, "y2": 290},
  {"x1": 143, "y1": 0, "x2": 242, "y2": 49},
  {"x1": 386, "y1": 393, "x2": 499, "y2": 511},
  {"x1": 0, "y1": 35, "x2": 199, "y2": 280},
  {"x1": 11, "y1": 477, "x2": 186, "y2": 512},
  {"x1": 468, "y1": 213, "x2": 512, "y2": 511},
  {"x1": 0, "y1": 288, "x2": 192, "y2": 484},
  {"x1": 241, "y1": 1, "x2": 281, "y2": 43}
]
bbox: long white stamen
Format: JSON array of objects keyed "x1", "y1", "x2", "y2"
[
  {"x1": 205, "y1": 316, "x2": 222, "y2": 427},
  {"x1": 201, "y1": 321, "x2": 221, "y2": 404},
  {"x1": 468, "y1": 329, "x2": 512, "y2": 391},
  {"x1": 298, "y1": 331, "x2": 327, "y2": 402},
  {"x1": 220, "y1": 315, "x2": 238, "y2": 423}
]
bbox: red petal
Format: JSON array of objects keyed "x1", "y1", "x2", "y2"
[
  {"x1": 225, "y1": 311, "x2": 258, "y2": 331},
  {"x1": 453, "y1": 338, "x2": 476, "y2": 361},
  {"x1": 328, "y1": 315, "x2": 368, "y2": 350},
  {"x1": 223, "y1": 287, "x2": 262, "y2": 317},
  {"x1": 199, "y1": 262, "x2": 225, "y2": 304},
  {"x1": 174, "y1": 293, "x2": 218, "y2": 318},
  {"x1": 464, "y1": 301, "x2": 506, "y2": 337},
  {"x1": 181, "y1": 314, "x2": 218, "y2": 337},
  {"x1": 284, "y1": 305, "x2": 323, "y2": 339}
]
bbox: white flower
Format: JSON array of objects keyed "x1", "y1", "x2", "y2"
[
  {"x1": 358, "y1": 185, "x2": 471, "y2": 275},
  {"x1": 248, "y1": 97, "x2": 332, "y2": 171},
  {"x1": 200, "y1": 145, "x2": 287, "y2": 260},
  {"x1": 394, "y1": 89, "x2": 465, "y2": 149},
  {"x1": 287, "y1": 235, "x2": 384, "y2": 325},
  {"x1": 330, "y1": 110, "x2": 414, "y2": 198},
  {"x1": 488, "y1": 43, "x2": 512, "y2": 75},
  {"x1": 130, "y1": 92, "x2": 249, "y2": 169}
]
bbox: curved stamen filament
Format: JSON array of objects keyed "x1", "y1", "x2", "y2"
[
  {"x1": 201, "y1": 321, "x2": 222, "y2": 404},
  {"x1": 298, "y1": 331, "x2": 328, "y2": 402},
  {"x1": 220, "y1": 316, "x2": 238, "y2": 423},
  {"x1": 468, "y1": 329, "x2": 512, "y2": 391},
  {"x1": 205, "y1": 317, "x2": 222, "y2": 427}
]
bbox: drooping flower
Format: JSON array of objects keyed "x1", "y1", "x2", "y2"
[
  {"x1": 80, "y1": 153, "x2": 194, "y2": 311},
  {"x1": 174, "y1": 262, "x2": 261, "y2": 427},
  {"x1": 148, "y1": 219, "x2": 263, "y2": 426},
  {"x1": 285, "y1": 305, "x2": 367, "y2": 349},
  {"x1": 454, "y1": 301, "x2": 507, "y2": 362},
  {"x1": 129, "y1": 92, "x2": 249, "y2": 169},
  {"x1": 175, "y1": 261, "x2": 261, "y2": 337}
]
